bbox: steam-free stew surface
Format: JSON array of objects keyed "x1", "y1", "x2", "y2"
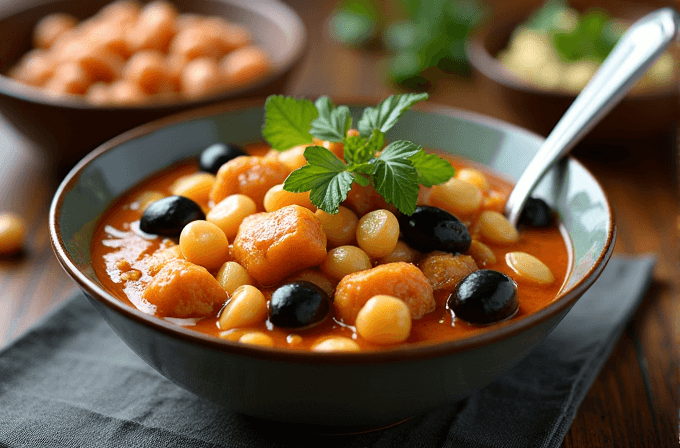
[{"x1": 91, "y1": 143, "x2": 569, "y2": 351}]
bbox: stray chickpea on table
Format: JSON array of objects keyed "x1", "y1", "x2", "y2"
[{"x1": 0, "y1": 212, "x2": 26, "y2": 255}]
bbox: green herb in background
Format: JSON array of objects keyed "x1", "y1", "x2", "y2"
[
  {"x1": 262, "y1": 94, "x2": 455, "y2": 215},
  {"x1": 328, "y1": 0, "x2": 486, "y2": 91}
]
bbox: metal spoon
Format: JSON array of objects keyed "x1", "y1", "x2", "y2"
[{"x1": 505, "y1": 7, "x2": 680, "y2": 227}]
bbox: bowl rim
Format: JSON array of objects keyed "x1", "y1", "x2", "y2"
[
  {"x1": 465, "y1": 10, "x2": 678, "y2": 100},
  {"x1": 0, "y1": 0, "x2": 307, "y2": 110},
  {"x1": 49, "y1": 96, "x2": 616, "y2": 364}
]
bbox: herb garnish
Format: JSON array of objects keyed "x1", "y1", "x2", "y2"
[{"x1": 261, "y1": 93, "x2": 455, "y2": 215}]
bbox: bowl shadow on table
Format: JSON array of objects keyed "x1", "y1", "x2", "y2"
[
  {"x1": 466, "y1": 3, "x2": 680, "y2": 148},
  {"x1": 0, "y1": 0, "x2": 306, "y2": 170}
]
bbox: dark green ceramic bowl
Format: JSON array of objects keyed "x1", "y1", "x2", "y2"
[{"x1": 49, "y1": 99, "x2": 615, "y2": 427}]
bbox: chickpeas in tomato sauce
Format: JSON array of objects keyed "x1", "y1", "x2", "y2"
[
  {"x1": 91, "y1": 141, "x2": 570, "y2": 351},
  {"x1": 7, "y1": 0, "x2": 271, "y2": 104}
]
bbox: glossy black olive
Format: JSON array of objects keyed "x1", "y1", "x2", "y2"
[
  {"x1": 448, "y1": 270, "x2": 518, "y2": 324},
  {"x1": 398, "y1": 205, "x2": 471, "y2": 254},
  {"x1": 198, "y1": 142, "x2": 247, "y2": 174},
  {"x1": 139, "y1": 195, "x2": 205, "y2": 237},
  {"x1": 519, "y1": 197, "x2": 553, "y2": 228},
  {"x1": 269, "y1": 281, "x2": 331, "y2": 329}
]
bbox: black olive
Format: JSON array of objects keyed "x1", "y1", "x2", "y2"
[
  {"x1": 139, "y1": 195, "x2": 205, "y2": 237},
  {"x1": 519, "y1": 197, "x2": 553, "y2": 227},
  {"x1": 269, "y1": 281, "x2": 331, "y2": 329},
  {"x1": 198, "y1": 142, "x2": 247, "y2": 174},
  {"x1": 447, "y1": 270, "x2": 518, "y2": 324},
  {"x1": 398, "y1": 205, "x2": 471, "y2": 254}
]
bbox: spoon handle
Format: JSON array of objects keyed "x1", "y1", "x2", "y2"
[{"x1": 505, "y1": 7, "x2": 680, "y2": 227}]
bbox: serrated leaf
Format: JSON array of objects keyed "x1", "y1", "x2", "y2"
[
  {"x1": 282, "y1": 146, "x2": 353, "y2": 214},
  {"x1": 310, "y1": 104, "x2": 352, "y2": 142},
  {"x1": 262, "y1": 96, "x2": 318, "y2": 151},
  {"x1": 409, "y1": 150, "x2": 455, "y2": 187},
  {"x1": 378, "y1": 140, "x2": 422, "y2": 162},
  {"x1": 357, "y1": 93, "x2": 429, "y2": 136},
  {"x1": 343, "y1": 130, "x2": 384, "y2": 165},
  {"x1": 372, "y1": 156, "x2": 420, "y2": 215}
]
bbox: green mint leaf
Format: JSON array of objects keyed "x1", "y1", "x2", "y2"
[
  {"x1": 262, "y1": 95, "x2": 318, "y2": 151},
  {"x1": 310, "y1": 97, "x2": 352, "y2": 142},
  {"x1": 353, "y1": 173, "x2": 371, "y2": 187},
  {"x1": 409, "y1": 150, "x2": 456, "y2": 187},
  {"x1": 372, "y1": 141, "x2": 421, "y2": 215},
  {"x1": 349, "y1": 161, "x2": 377, "y2": 175},
  {"x1": 357, "y1": 93, "x2": 429, "y2": 136},
  {"x1": 282, "y1": 146, "x2": 353, "y2": 214},
  {"x1": 343, "y1": 130, "x2": 383, "y2": 165}
]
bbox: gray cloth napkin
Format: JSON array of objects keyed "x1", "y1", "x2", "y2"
[{"x1": 0, "y1": 255, "x2": 655, "y2": 448}]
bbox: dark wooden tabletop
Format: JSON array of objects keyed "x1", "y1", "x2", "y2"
[{"x1": 1, "y1": 0, "x2": 678, "y2": 446}]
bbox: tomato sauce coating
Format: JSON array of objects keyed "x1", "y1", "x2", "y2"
[{"x1": 91, "y1": 143, "x2": 570, "y2": 351}]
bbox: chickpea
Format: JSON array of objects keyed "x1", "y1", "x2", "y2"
[
  {"x1": 456, "y1": 168, "x2": 489, "y2": 192},
  {"x1": 356, "y1": 209, "x2": 399, "y2": 259},
  {"x1": 277, "y1": 145, "x2": 308, "y2": 171},
  {"x1": 312, "y1": 337, "x2": 360, "y2": 352},
  {"x1": 355, "y1": 295, "x2": 412, "y2": 345},
  {"x1": 127, "y1": 0, "x2": 178, "y2": 53},
  {"x1": 122, "y1": 50, "x2": 173, "y2": 94},
  {"x1": 169, "y1": 25, "x2": 223, "y2": 61},
  {"x1": 476, "y1": 211, "x2": 519, "y2": 245},
  {"x1": 9, "y1": 50, "x2": 56, "y2": 86},
  {"x1": 216, "y1": 261, "x2": 254, "y2": 295},
  {"x1": 169, "y1": 172, "x2": 215, "y2": 205},
  {"x1": 0, "y1": 212, "x2": 26, "y2": 255},
  {"x1": 107, "y1": 80, "x2": 147, "y2": 105},
  {"x1": 314, "y1": 206, "x2": 358, "y2": 247},
  {"x1": 263, "y1": 184, "x2": 315, "y2": 212},
  {"x1": 180, "y1": 57, "x2": 225, "y2": 98},
  {"x1": 378, "y1": 240, "x2": 419, "y2": 264},
  {"x1": 86, "y1": 82, "x2": 111, "y2": 105},
  {"x1": 206, "y1": 194, "x2": 256, "y2": 241},
  {"x1": 85, "y1": 21, "x2": 132, "y2": 59},
  {"x1": 219, "y1": 285, "x2": 267, "y2": 330},
  {"x1": 429, "y1": 178, "x2": 483, "y2": 216},
  {"x1": 203, "y1": 18, "x2": 251, "y2": 53},
  {"x1": 468, "y1": 240, "x2": 496, "y2": 266},
  {"x1": 176, "y1": 13, "x2": 204, "y2": 32},
  {"x1": 165, "y1": 53, "x2": 189, "y2": 91},
  {"x1": 33, "y1": 13, "x2": 78, "y2": 50},
  {"x1": 55, "y1": 38, "x2": 123, "y2": 83},
  {"x1": 44, "y1": 62, "x2": 90, "y2": 95},
  {"x1": 98, "y1": 0, "x2": 141, "y2": 26},
  {"x1": 321, "y1": 246, "x2": 372, "y2": 281},
  {"x1": 221, "y1": 46, "x2": 270, "y2": 87},
  {"x1": 483, "y1": 190, "x2": 506, "y2": 214},
  {"x1": 238, "y1": 331, "x2": 274, "y2": 347},
  {"x1": 505, "y1": 252, "x2": 555, "y2": 285},
  {"x1": 179, "y1": 220, "x2": 230, "y2": 270}
]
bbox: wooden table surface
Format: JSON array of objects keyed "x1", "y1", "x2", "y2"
[{"x1": 1, "y1": 0, "x2": 678, "y2": 446}]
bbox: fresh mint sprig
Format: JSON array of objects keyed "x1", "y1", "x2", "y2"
[{"x1": 262, "y1": 93, "x2": 455, "y2": 215}]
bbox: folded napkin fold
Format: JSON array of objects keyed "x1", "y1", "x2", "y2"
[{"x1": 0, "y1": 255, "x2": 655, "y2": 448}]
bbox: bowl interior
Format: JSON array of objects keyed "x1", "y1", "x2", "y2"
[
  {"x1": 52, "y1": 101, "x2": 614, "y2": 355},
  {"x1": 0, "y1": 0, "x2": 306, "y2": 107}
]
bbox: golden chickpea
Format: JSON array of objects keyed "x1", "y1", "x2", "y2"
[
  {"x1": 122, "y1": 50, "x2": 173, "y2": 94},
  {"x1": 204, "y1": 18, "x2": 251, "y2": 53},
  {"x1": 321, "y1": 246, "x2": 372, "y2": 281},
  {"x1": 429, "y1": 178, "x2": 483, "y2": 216},
  {"x1": 107, "y1": 80, "x2": 147, "y2": 105},
  {"x1": 9, "y1": 50, "x2": 56, "y2": 86},
  {"x1": 127, "y1": 0, "x2": 178, "y2": 53},
  {"x1": 132, "y1": 191, "x2": 165, "y2": 211},
  {"x1": 216, "y1": 261, "x2": 254, "y2": 295},
  {"x1": 169, "y1": 25, "x2": 223, "y2": 61},
  {"x1": 468, "y1": 240, "x2": 496, "y2": 266},
  {"x1": 206, "y1": 194, "x2": 257, "y2": 241},
  {"x1": 44, "y1": 62, "x2": 90, "y2": 95},
  {"x1": 85, "y1": 21, "x2": 132, "y2": 59},
  {"x1": 277, "y1": 145, "x2": 308, "y2": 171},
  {"x1": 180, "y1": 57, "x2": 225, "y2": 98},
  {"x1": 378, "y1": 240, "x2": 419, "y2": 264},
  {"x1": 263, "y1": 184, "x2": 315, "y2": 212},
  {"x1": 505, "y1": 252, "x2": 554, "y2": 285},
  {"x1": 179, "y1": 220, "x2": 230, "y2": 270},
  {"x1": 219, "y1": 285, "x2": 267, "y2": 330},
  {"x1": 0, "y1": 212, "x2": 26, "y2": 255},
  {"x1": 98, "y1": 0, "x2": 141, "y2": 26},
  {"x1": 456, "y1": 168, "x2": 489, "y2": 192},
  {"x1": 356, "y1": 209, "x2": 399, "y2": 258},
  {"x1": 176, "y1": 13, "x2": 204, "y2": 32},
  {"x1": 86, "y1": 82, "x2": 111, "y2": 105},
  {"x1": 476, "y1": 211, "x2": 519, "y2": 245},
  {"x1": 483, "y1": 190, "x2": 506, "y2": 214},
  {"x1": 238, "y1": 331, "x2": 274, "y2": 347},
  {"x1": 170, "y1": 173, "x2": 215, "y2": 205},
  {"x1": 355, "y1": 295, "x2": 411, "y2": 345},
  {"x1": 221, "y1": 46, "x2": 270, "y2": 87},
  {"x1": 33, "y1": 13, "x2": 78, "y2": 50},
  {"x1": 312, "y1": 337, "x2": 360, "y2": 352},
  {"x1": 314, "y1": 206, "x2": 358, "y2": 247}
]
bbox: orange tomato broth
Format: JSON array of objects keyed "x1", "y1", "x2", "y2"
[{"x1": 91, "y1": 142, "x2": 571, "y2": 350}]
